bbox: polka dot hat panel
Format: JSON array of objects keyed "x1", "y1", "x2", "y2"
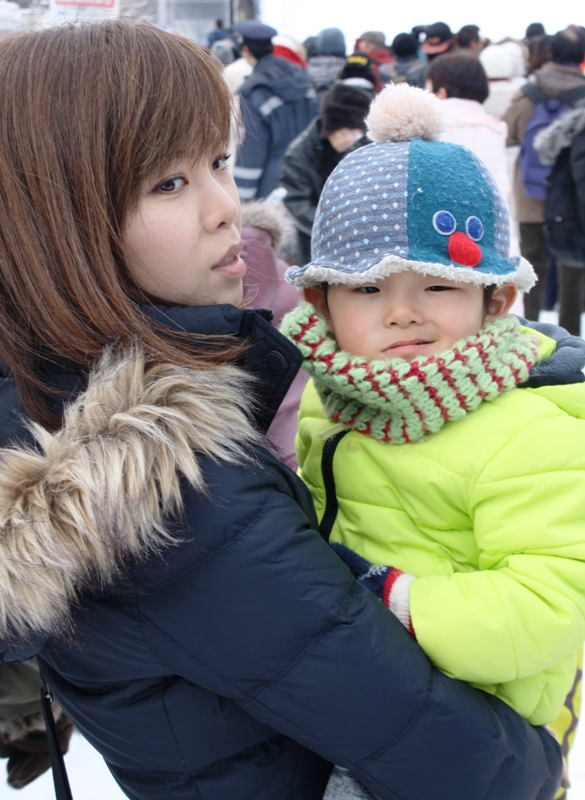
[{"x1": 311, "y1": 141, "x2": 410, "y2": 271}]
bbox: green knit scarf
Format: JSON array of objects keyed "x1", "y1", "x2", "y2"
[{"x1": 281, "y1": 302, "x2": 540, "y2": 444}]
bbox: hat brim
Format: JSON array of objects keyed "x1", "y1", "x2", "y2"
[
  {"x1": 421, "y1": 39, "x2": 452, "y2": 54},
  {"x1": 286, "y1": 254, "x2": 537, "y2": 292}
]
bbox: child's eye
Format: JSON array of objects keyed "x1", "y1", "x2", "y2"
[
  {"x1": 154, "y1": 176, "x2": 186, "y2": 194},
  {"x1": 355, "y1": 286, "x2": 379, "y2": 294},
  {"x1": 426, "y1": 284, "x2": 454, "y2": 292},
  {"x1": 213, "y1": 154, "x2": 231, "y2": 171}
]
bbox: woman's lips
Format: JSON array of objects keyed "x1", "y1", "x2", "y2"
[{"x1": 211, "y1": 254, "x2": 247, "y2": 279}]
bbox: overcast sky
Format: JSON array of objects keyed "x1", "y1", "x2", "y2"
[{"x1": 260, "y1": 0, "x2": 581, "y2": 48}]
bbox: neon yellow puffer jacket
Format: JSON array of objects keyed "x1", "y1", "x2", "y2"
[{"x1": 296, "y1": 330, "x2": 585, "y2": 726}]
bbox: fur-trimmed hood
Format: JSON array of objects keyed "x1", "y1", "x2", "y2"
[
  {"x1": 241, "y1": 200, "x2": 297, "y2": 256},
  {"x1": 0, "y1": 346, "x2": 263, "y2": 645},
  {"x1": 534, "y1": 106, "x2": 585, "y2": 165}
]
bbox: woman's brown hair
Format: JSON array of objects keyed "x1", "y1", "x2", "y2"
[{"x1": 0, "y1": 19, "x2": 242, "y2": 428}]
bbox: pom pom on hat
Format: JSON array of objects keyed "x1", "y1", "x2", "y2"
[{"x1": 366, "y1": 83, "x2": 446, "y2": 143}]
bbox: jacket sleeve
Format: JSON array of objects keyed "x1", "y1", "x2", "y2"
[
  {"x1": 571, "y1": 130, "x2": 585, "y2": 233},
  {"x1": 137, "y1": 456, "x2": 561, "y2": 800},
  {"x1": 503, "y1": 92, "x2": 533, "y2": 147},
  {"x1": 410, "y1": 413, "x2": 585, "y2": 690},
  {"x1": 280, "y1": 142, "x2": 318, "y2": 238},
  {"x1": 233, "y1": 94, "x2": 270, "y2": 201}
]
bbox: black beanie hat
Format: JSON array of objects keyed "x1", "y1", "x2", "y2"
[{"x1": 320, "y1": 83, "x2": 372, "y2": 137}]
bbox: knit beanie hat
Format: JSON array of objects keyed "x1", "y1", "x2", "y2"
[
  {"x1": 320, "y1": 83, "x2": 372, "y2": 136},
  {"x1": 286, "y1": 83, "x2": 536, "y2": 290}
]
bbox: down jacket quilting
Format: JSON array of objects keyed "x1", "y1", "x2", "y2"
[{"x1": 0, "y1": 304, "x2": 562, "y2": 799}]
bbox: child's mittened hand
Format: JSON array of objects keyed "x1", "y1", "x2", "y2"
[{"x1": 330, "y1": 543, "x2": 416, "y2": 638}]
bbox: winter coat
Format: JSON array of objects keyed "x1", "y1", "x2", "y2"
[
  {"x1": 241, "y1": 201, "x2": 307, "y2": 469},
  {"x1": 280, "y1": 118, "x2": 368, "y2": 265},
  {"x1": 234, "y1": 55, "x2": 319, "y2": 201},
  {"x1": 534, "y1": 106, "x2": 585, "y2": 267},
  {"x1": 296, "y1": 323, "x2": 585, "y2": 727},
  {"x1": 0, "y1": 304, "x2": 563, "y2": 800},
  {"x1": 504, "y1": 62, "x2": 585, "y2": 223}
]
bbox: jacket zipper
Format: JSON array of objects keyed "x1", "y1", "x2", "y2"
[{"x1": 319, "y1": 430, "x2": 349, "y2": 543}]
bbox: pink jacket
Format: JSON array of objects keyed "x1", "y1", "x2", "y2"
[{"x1": 241, "y1": 202, "x2": 308, "y2": 470}]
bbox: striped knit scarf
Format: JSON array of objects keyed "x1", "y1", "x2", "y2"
[{"x1": 281, "y1": 302, "x2": 540, "y2": 444}]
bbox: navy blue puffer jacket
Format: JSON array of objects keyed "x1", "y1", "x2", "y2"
[{"x1": 0, "y1": 305, "x2": 562, "y2": 799}]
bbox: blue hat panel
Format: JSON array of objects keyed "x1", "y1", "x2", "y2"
[
  {"x1": 406, "y1": 139, "x2": 515, "y2": 278},
  {"x1": 310, "y1": 141, "x2": 410, "y2": 271}
]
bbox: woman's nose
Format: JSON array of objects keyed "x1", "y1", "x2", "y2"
[{"x1": 201, "y1": 177, "x2": 239, "y2": 231}]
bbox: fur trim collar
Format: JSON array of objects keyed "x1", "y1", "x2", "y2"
[
  {"x1": 240, "y1": 200, "x2": 297, "y2": 256},
  {"x1": 0, "y1": 346, "x2": 262, "y2": 642},
  {"x1": 534, "y1": 106, "x2": 585, "y2": 165}
]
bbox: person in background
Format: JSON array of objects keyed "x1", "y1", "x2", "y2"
[
  {"x1": 420, "y1": 21, "x2": 455, "y2": 59},
  {"x1": 280, "y1": 82, "x2": 372, "y2": 266},
  {"x1": 306, "y1": 27, "x2": 346, "y2": 102},
  {"x1": 207, "y1": 18, "x2": 233, "y2": 48},
  {"x1": 353, "y1": 31, "x2": 392, "y2": 92},
  {"x1": 525, "y1": 21, "x2": 546, "y2": 45},
  {"x1": 240, "y1": 200, "x2": 306, "y2": 470},
  {"x1": 210, "y1": 37, "x2": 237, "y2": 66},
  {"x1": 272, "y1": 34, "x2": 307, "y2": 68},
  {"x1": 380, "y1": 33, "x2": 426, "y2": 88},
  {"x1": 481, "y1": 42, "x2": 527, "y2": 119},
  {"x1": 504, "y1": 28, "x2": 585, "y2": 324},
  {"x1": 337, "y1": 53, "x2": 377, "y2": 96},
  {"x1": 233, "y1": 20, "x2": 318, "y2": 201},
  {"x1": 426, "y1": 53, "x2": 516, "y2": 255},
  {"x1": 456, "y1": 24, "x2": 482, "y2": 54}
]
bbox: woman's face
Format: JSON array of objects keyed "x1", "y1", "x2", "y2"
[{"x1": 122, "y1": 152, "x2": 246, "y2": 306}]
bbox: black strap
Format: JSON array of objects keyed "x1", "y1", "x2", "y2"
[
  {"x1": 40, "y1": 682, "x2": 74, "y2": 800},
  {"x1": 520, "y1": 82, "x2": 548, "y2": 105}
]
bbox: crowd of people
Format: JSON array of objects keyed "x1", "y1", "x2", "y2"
[
  {"x1": 209, "y1": 18, "x2": 585, "y2": 338},
  {"x1": 0, "y1": 14, "x2": 583, "y2": 800}
]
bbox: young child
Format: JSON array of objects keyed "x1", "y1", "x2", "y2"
[{"x1": 281, "y1": 84, "x2": 585, "y2": 799}]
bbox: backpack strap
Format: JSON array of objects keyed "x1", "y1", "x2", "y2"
[
  {"x1": 521, "y1": 82, "x2": 548, "y2": 105},
  {"x1": 560, "y1": 85, "x2": 585, "y2": 108}
]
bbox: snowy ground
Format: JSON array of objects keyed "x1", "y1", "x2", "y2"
[{"x1": 6, "y1": 305, "x2": 585, "y2": 799}]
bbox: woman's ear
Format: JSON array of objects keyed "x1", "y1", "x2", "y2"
[
  {"x1": 303, "y1": 286, "x2": 330, "y2": 319},
  {"x1": 486, "y1": 284, "x2": 518, "y2": 319}
]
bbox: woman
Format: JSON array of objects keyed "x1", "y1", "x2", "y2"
[{"x1": 0, "y1": 19, "x2": 561, "y2": 800}]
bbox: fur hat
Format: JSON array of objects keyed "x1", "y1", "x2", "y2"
[{"x1": 286, "y1": 83, "x2": 536, "y2": 290}]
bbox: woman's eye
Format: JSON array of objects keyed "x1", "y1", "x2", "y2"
[
  {"x1": 432, "y1": 210, "x2": 457, "y2": 235},
  {"x1": 213, "y1": 154, "x2": 231, "y2": 171},
  {"x1": 155, "y1": 176, "x2": 186, "y2": 194}
]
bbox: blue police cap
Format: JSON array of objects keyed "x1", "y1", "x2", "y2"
[{"x1": 235, "y1": 20, "x2": 278, "y2": 41}]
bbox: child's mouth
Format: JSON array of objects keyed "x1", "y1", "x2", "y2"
[{"x1": 384, "y1": 339, "x2": 433, "y2": 357}]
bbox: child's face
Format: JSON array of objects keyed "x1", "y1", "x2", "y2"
[
  {"x1": 308, "y1": 271, "x2": 517, "y2": 362},
  {"x1": 122, "y1": 153, "x2": 245, "y2": 306}
]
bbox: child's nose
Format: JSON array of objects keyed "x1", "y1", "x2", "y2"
[
  {"x1": 384, "y1": 298, "x2": 423, "y2": 326},
  {"x1": 448, "y1": 232, "x2": 482, "y2": 267}
]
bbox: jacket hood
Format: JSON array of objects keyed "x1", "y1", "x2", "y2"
[
  {"x1": 534, "y1": 106, "x2": 585, "y2": 164},
  {"x1": 0, "y1": 304, "x2": 302, "y2": 648},
  {"x1": 241, "y1": 200, "x2": 297, "y2": 255},
  {"x1": 241, "y1": 55, "x2": 311, "y2": 102},
  {"x1": 315, "y1": 28, "x2": 346, "y2": 58},
  {"x1": 534, "y1": 62, "x2": 585, "y2": 99}
]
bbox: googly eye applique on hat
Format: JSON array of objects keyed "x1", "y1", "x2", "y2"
[{"x1": 286, "y1": 83, "x2": 536, "y2": 291}]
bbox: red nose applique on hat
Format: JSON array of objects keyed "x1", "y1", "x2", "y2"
[{"x1": 448, "y1": 232, "x2": 482, "y2": 267}]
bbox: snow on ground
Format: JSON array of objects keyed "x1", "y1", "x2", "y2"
[{"x1": 6, "y1": 306, "x2": 585, "y2": 799}]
